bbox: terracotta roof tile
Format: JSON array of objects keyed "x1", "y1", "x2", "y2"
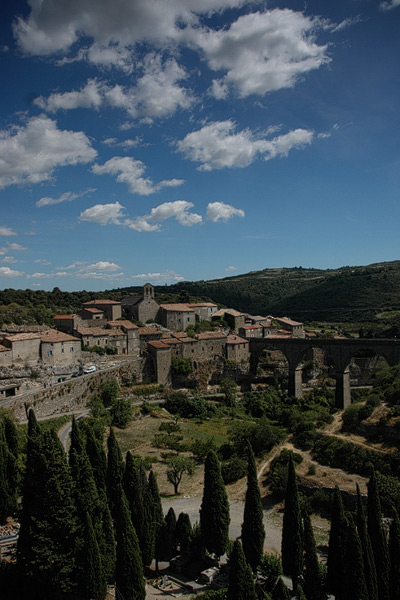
[
  {"x1": 83, "y1": 299, "x2": 121, "y2": 305},
  {"x1": 160, "y1": 303, "x2": 195, "y2": 312},
  {"x1": 4, "y1": 333, "x2": 41, "y2": 342},
  {"x1": 53, "y1": 314, "x2": 78, "y2": 319},
  {"x1": 41, "y1": 329, "x2": 80, "y2": 343}
]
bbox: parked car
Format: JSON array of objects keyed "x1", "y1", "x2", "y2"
[
  {"x1": 83, "y1": 365, "x2": 97, "y2": 374},
  {"x1": 71, "y1": 370, "x2": 84, "y2": 378}
]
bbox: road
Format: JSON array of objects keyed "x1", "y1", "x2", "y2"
[{"x1": 161, "y1": 497, "x2": 282, "y2": 554}]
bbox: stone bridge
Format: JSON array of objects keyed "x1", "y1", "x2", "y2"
[{"x1": 249, "y1": 338, "x2": 400, "y2": 408}]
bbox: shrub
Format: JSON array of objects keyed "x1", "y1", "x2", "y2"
[{"x1": 221, "y1": 456, "x2": 247, "y2": 484}]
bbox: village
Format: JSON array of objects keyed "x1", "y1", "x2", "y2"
[{"x1": 0, "y1": 283, "x2": 307, "y2": 400}]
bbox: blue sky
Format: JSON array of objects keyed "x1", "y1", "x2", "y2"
[{"x1": 0, "y1": 0, "x2": 399, "y2": 292}]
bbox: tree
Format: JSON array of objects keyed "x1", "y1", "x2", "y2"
[
  {"x1": 114, "y1": 485, "x2": 145, "y2": 600},
  {"x1": 165, "y1": 507, "x2": 177, "y2": 558},
  {"x1": 389, "y1": 510, "x2": 400, "y2": 600},
  {"x1": 166, "y1": 454, "x2": 195, "y2": 494},
  {"x1": 302, "y1": 510, "x2": 325, "y2": 600},
  {"x1": 281, "y1": 453, "x2": 303, "y2": 591},
  {"x1": 0, "y1": 418, "x2": 18, "y2": 522},
  {"x1": 17, "y1": 425, "x2": 79, "y2": 596},
  {"x1": 227, "y1": 540, "x2": 257, "y2": 600},
  {"x1": 356, "y1": 484, "x2": 378, "y2": 600},
  {"x1": 100, "y1": 379, "x2": 120, "y2": 406},
  {"x1": 368, "y1": 469, "x2": 390, "y2": 600},
  {"x1": 149, "y1": 470, "x2": 166, "y2": 568},
  {"x1": 220, "y1": 378, "x2": 238, "y2": 406},
  {"x1": 111, "y1": 397, "x2": 133, "y2": 428},
  {"x1": 326, "y1": 486, "x2": 347, "y2": 599},
  {"x1": 159, "y1": 421, "x2": 181, "y2": 436},
  {"x1": 106, "y1": 427, "x2": 124, "y2": 520},
  {"x1": 241, "y1": 445, "x2": 265, "y2": 571},
  {"x1": 78, "y1": 511, "x2": 107, "y2": 600},
  {"x1": 344, "y1": 516, "x2": 368, "y2": 600},
  {"x1": 124, "y1": 452, "x2": 154, "y2": 566},
  {"x1": 272, "y1": 577, "x2": 290, "y2": 600},
  {"x1": 200, "y1": 450, "x2": 230, "y2": 558},
  {"x1": 175, "y1": 512, "x2": 192, "y2": 555}
]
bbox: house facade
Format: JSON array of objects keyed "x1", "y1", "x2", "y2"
[{"x1": 41, "y1": 330, "x2": 81, "y2": 366}]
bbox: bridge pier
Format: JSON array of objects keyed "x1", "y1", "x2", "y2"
[
  {"x1": 335, "y1": 367, "x2": 351, "y2": 409},
  {"x1": 288, "y1": 366, "x2": 303, "y2": 399}
]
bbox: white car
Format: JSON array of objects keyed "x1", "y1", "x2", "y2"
[{"x1": 83, "y1": 365, "x2": 97, "y2": 374}]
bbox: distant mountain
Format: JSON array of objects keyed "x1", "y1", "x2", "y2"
[
  {"x1": 159, "y1": 261, "x2": 400, "y2": 323},
  {"x1": 1, "y1": 261, "x2": 400, "y2": 327}
]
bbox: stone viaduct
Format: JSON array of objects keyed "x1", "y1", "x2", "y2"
[{"x1": 249, "y1": 338, "x2": 400, "y2": 408}]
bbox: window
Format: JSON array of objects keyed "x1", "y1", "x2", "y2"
[
  {"x1": 61, "y1": 348, "x2": 64, "y2": 353},
  {"x1": 48, "y1": 350, "x2": 53, "y2": 356},
  {"x1": 70, "y1": 347, "x2": 74, "y2": 352}
]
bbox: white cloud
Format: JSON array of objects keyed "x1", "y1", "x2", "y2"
[
  {"x1": 103, "y1": 137, "x2": 142, "y2": 148},
  {"x1": 0, "y1": 115, "x2": 97, "y2": 189},
  {"x1": 0, "y1": 226, "x2": 17, "y2": 236},
  {"x1": 27, "y1": 260, "x2": 123, "y2": 280},
  {"x1": 0, "y1": 256, "x2": 18, "y2": 264},
  {"x1": 128, "y1": 270, "x2": 185, "y2": 283},
  {"x1": 206, "y1": 201, "x2": 245, "y2": 222},
  {"x1": 194, "y1": 9, "x2": 330, "y2": 97},
  {"x1": 92, "y1": 156, "x2": 184, "y2": 195},
  {"x1": 36, "y1": 56, "x2": 194, "y2": 121},
  {"x1": 177, "y1": 120, "x2": 314, "y2": 170},
  {"x1": 127, "y1": 200, "x2": 202, "y2": 232},
  {"x1": 80, "y1": 261, "x2": 121, "y2": 273},
  {"x1": 79, "y1": 201, "x2": 125, "y2": 225},
  {"x1": 225, "y1": 265, "x2": 238, "y2": 271},
  {"x1": 36, "y1": 189, "x2": 94, "y2": 207},
  {"x1": 0, "y1": 267, "x2": 24, "y2": 277},
  {"x1": 0, "y1": 242, "x2": 27, "y2": 252},
  {"x1": 380, "y1": 0, "x2": 400, "y2": 11},
  {"x1": 35, "y1": 258, "x2": 52, "y2": 265},
  {"x1": 13, "y1": 0, "x2": 245, "y2": 55}
]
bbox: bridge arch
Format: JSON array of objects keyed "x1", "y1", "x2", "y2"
[{"x1": 249, "y1": 338, "x2": 400, "y2": 409}]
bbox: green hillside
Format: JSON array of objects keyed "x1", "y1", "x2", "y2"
[{"x1": 1, "y1": 261, "x2": 400, "y2": 328}]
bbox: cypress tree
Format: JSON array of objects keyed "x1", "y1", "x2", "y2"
[
  {"x1": 79, "y1": 511, "x2": 107, "y2": 600},
  {"x1": 86, "y1": 422, "x2": 107, "y2": 494},
  {"x1": 149, "y1": 469, "x2": 166, "y2": 568},
  {"x1": 0, "y1": 421, "x2": 18, "y2": 522},
  {"x1": 124, "y1": 452, "x2": 154, "y2": 566},
  {"x1": 165, "y1": 506, "x2": 177, "y2": 559},
  {"x1": 241, "y1": 445, "x2": 265, "y2": 571},
  {"x1": 227, "y1": 540, "x2": 257, "y2": 600},
  {"x1": 326, "y1": 486, "x2": 347, "y2": 599},
  {"x1": 200, "y1": 450, "x2": 230, "y2": 558},
  {"x1": 106, "y1": 427, "x2": 124, "y2": 520},
  {"x1": 367, "y1": 470, "x2": 390, "y2": 600},
  {"x1": 175, "y1": 512, "x2": 192, "y2": 556},
  {"x1": 281, "y1": 453, "x2": 303, "y2": 591},
  {"x1": 272, "y1": 577, "x2": 291, "y2": 600},
  {"x1": 302, "y1": 510, "x2": 325, "y2": 600},
  {"x1": 296, "y1": 583, "x2": 307, "y2": 600},
  {"x1": 114, "y1": 484, "x2": 145, "y2": 600},
  {"x1": 18, "y1": 426, "x2": 79, "y2": 595},
  {"x1": 389, "y1": 510, "x2": 400, "y2": 599},
  {"x1": 344, "y1": 516, "x2": 368, "y2": 600},
  {"x1": 356, "y1": 484, "x2": 378, "y2": 600}
]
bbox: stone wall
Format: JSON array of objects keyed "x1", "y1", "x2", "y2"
[{"x1": 7, "y1": 357, "x2": 144, "y2": 422}]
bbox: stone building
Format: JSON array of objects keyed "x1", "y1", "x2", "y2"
[
  {"x1": 212, "y1": 308, "x2": 246, "y2": 332},
  {"x1": 147, "y1": 340, "x2": 172, "y2": 386},
  {"x1": 121, "y1": 283, "x2": 160, "y2": 323},
  {"x1": 158, "y1": 304, "x2": 196, "y2": 332},
  {"x1": 82, "y1": 299, "x2": 122, "y2": 321},
  {"x1": 187, "y1": 302, "x2": 218, "y2": 321},
  {"x1": 2, "y1": 333, "x2": 41, "y2": 364},
  {"x1": 138, "y1": 326, "x2": 163, "y2": 351},
  {"x1": 274, "y1": 317, "x2": 305, "y2": 338},
  {"x1": 40, "y1": 329, "x2": 81, "y2": 366},
  {"x1": 238, "y1": 324, "x2": 263, "y2": 338},
  {"x1": 107, "y1": 320, "x2": 139, "y2": 355},
  {"x1": 226, "y1": 335, "x2": 250, "y2": 363},
  {"x1": 0, "y1": 344, "x2": 12, "y2": 367},
  {"x1": 195, "y1": 331, "x2": 227, "y2": 360}
]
